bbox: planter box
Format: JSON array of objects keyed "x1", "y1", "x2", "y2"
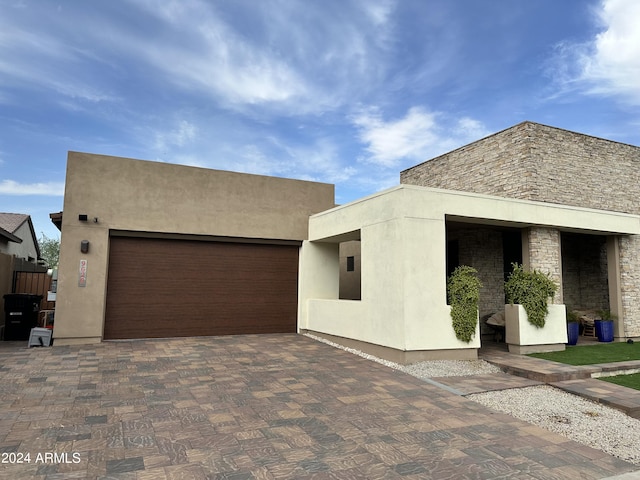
[
  {"x1": 595, "y1": 319, "x2": 614, "y2": 343},
  {"x1": 567, "y1": 322, "x2": 579, "y2": 346},
  {"x1": 505, "y1": 304, "x2": 567, "y2": 354}
]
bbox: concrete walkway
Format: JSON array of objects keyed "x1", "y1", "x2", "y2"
[
  {"x1": 0, "y1": 335, "x2": 637, "y2": 479},
  {"x1": 476, "y1": 348, "x2": 640, "y2": 419}
]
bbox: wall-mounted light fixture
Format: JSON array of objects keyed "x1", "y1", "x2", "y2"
[
  {"x1": 79, "y1": 214, "x2": 88, "y2": 222},
  {"x1": 80, "y1": 240, "x2": 90, "y2": 253}
]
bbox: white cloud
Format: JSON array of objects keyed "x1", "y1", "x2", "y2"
[
  {"x1": 226, "y1": 137, "x2": 357, "y2": 185},
  {"x1": 154, "y1": 120, "x2": 198, "y2": 152},
  {"x1": 352, "y1": 106, "x2": 438, "y2": 167},
  {"x1": 551, "y1": 0, "x2": 640, "y2": 105},
  {"x1": 454, "y1": 117, "x2": 489, "y2": 140},
  {"x1": 1, "y1": 0, "x2": 398, "y2": 114},
  {"x1": 113, "y1": 0, "x2": 396, "y2": 113},
  {"x1": 114, "y1": 0, "x2": 309, "y2": 108},
  {"x1": 277, "y1": 138, "x2": 358, "y2": 184},
  {"x1": 359, "y1": 0, "x2": 396, "y2": 26},
  {"x1": 583, "y1": 0, "x2": 640, "y2": 103},
  {"x1": 0, "y1": 180, "x2": 65, "y2": 196},
  {"x1": 352, "y1": 106, "x2": 490, "y2": 168},
  {"x1": 0, "y1": 20, "x2": 117, "y2": 105}
]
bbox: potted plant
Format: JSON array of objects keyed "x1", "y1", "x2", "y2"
[
  {"x1": 447, "y1": 266, "x2": 482, "y2": 343},
  {"x1": 503, "y1": 263, "x2": 566, "y2": 353},
  {"x1": 595, "y1": 309, "x2": 617, "y2": 343},
  {"x1": 566, "y1": 309, "x2": 580, "y2": 346}
]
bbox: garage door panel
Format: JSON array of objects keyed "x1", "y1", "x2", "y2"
[{"x1": 104, "y1": 237, "x2": 299, "y2": 339}]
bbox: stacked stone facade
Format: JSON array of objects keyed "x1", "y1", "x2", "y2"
[
  {"x1": 402, "y1": 121, "x2": 640, "y2": 338},
  {"x1": 561, "y1": 233, "x2": 609, "y2": 312},
  {"x1": 619, "y1": 236, "x2": 640, "y2": 336},
  {"x1": 401, "y1": 121, "x2": 640, "y2": 215},
  {"x1": 448, "y1": 227, "x2": 505, "y2": 318},
  {"x1": 401, "y1": 123, "x2": 535, "y2": 199},
  {"x1": 526, "y1": 227, "x2": 563, "y2": 305}
]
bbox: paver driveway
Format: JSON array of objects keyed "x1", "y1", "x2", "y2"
[{"x1": 0, "y1": 334, "x2": 636, "y2": 479}]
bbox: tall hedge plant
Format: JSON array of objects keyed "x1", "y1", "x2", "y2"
[
  {"x1": 447, "y1": 266, "x2": 482, "y2": 343},
  {"x1": 504, "y1": 263, "x2": 557, "y2": 329}
]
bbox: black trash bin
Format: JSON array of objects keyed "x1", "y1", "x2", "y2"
[{"x1": 3, "y1": 294, "x2": 43, "y2": 341}]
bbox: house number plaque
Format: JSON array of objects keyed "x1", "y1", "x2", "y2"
[{"x1": 78, "y1": 259, "x2": 88, "y2": 287}]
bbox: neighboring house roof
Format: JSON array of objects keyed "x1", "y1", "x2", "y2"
[
  {"x1": 0, "y1": 212, "x2": 29, "y2": 233},
  {"x1": 0, "y1": 226, "x2": 21, "y2": 243},
  {"x1": 0, "y1": 212, "x2": 41, "y2": 259}
]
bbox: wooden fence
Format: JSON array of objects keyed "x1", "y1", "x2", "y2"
[{"x1": 12, "y1": 271, "x2": 55, "y2": 311}]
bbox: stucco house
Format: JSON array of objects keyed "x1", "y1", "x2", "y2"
[
  {"x1": 301, "y1": 122, "x2": 640, "y2": 360},
  {"x1": 0, "y1": 213, "x2": 44, "y2": 332},
  {"x1": 52, "y1": 152, "x2": 335, "y2": 345},
  {"x1": 52, "y1": 122, "x2": 640, "y2": 361},
  {"x1": 0, "y1": 213, "x2": 41, "y2": 264}
]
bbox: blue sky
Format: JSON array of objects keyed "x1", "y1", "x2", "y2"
[{"x1": 1, "y1": 0, "x2": 639, "y2": 240}]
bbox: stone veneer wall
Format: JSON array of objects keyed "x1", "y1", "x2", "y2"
[
  {"x1": 526, "y1": 227, "x2": 563, "y2": 305},
  {"x1": 402, "y1": 121, "x2": 640, "y2": 337},
  {"x1": 400, "y1": 122, "x2": 535, "y2": 200},
  {"x1": 401, "y1": 121, "x2": 640, "y2": 215},
  {"x1": 619, "y1": 236, "x2": 640, "y2": 337},
  {"x1": 561, "y1": 233, "x2": 609, "y2": 311},
  {"x1": 532, "y1": 127, "x2": 640, "y2": 214},
  {"x1": 448, "y1": 227, "x2": 505, "y2": 318}
]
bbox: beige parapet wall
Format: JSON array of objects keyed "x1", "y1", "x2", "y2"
[
  {"x1": 54, "y1": 152, "x2": 334, "y2": 345},
  {"x1": 299, "y1": 185, "x2": 640, "y2": 358}
]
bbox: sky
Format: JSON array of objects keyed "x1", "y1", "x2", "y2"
[{"x1": 1, "y1": 0, "x2": 639, "y2": 241}]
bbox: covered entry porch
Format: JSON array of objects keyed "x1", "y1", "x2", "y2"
[
  {"x1": 447, "y1": 222, "x2": 624, "y2": 349},
  {"x1": 298, "y1": 185, "x2": 640, "y2": 362}
]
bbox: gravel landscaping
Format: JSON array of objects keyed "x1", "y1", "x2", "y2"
[
  {"x1": 469, "y1": 386, "x2": 640, "y2": 466},
  {"x1": 305, "y1": 333, "x2": 640, "y2": 466}
]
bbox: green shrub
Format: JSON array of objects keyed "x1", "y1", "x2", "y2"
[
  {"x1": 566, "y1": 308, "x2": 579, "y2": 324},
  {"x1": 447, "y1": 266, "x2": 482, "y2": 343},
  {"x1": 504, "y1": 263, "x2": 557, "y2": 328},
  {"x1": 596, "y1": 309, "x2": 617, "y2": 321}
]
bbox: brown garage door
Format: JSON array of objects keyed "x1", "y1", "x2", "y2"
[{"x1": 104, "y1": 236, "x2": 299, "y2": 339}]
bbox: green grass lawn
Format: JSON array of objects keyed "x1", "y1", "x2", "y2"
[
  {"x1": 528, "y1": 342, "x2": 640, "y2": 365},
  {"x1": 529, "y1": 342, "x2": 640, "y2": 391},
  {"x1": 599, "y1": 372, "x2": 640, "y2": 390}
]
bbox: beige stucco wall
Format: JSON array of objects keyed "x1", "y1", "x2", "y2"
[
  {"x1": 299, "y1": 185, "x2": 640, "y2": 356},
  {"x1": 505, "y1": 304, "x2": 568, "y2": 347},
  {"x1": 55, "y1": 151, "x2": 335, "y2": 344},
  {"x1": 2, "y1": 221, "x2": 39, "y2": 261}
]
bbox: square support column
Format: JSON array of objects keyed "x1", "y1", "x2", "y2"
[
  {"x1": 618, "y1": 235, "x2": 640, "y2": 338},
  {"x1": 522, "y1": 227, "x2": 563, "y2": 304}
]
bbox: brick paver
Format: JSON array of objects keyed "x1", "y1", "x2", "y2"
[{"x1": 0, "y1": 335, "x2": 637, "y2": 479}]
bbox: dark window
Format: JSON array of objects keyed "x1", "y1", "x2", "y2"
[
  {"x1": 502, "y1": 231, "x2": 523, "y2": 281},
  {"x1": 346, "y1": 256, "x2": 355, "y2": 272},
  {"x1": 446, "y1": 240, "x2": 459, "y2": 278}
]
